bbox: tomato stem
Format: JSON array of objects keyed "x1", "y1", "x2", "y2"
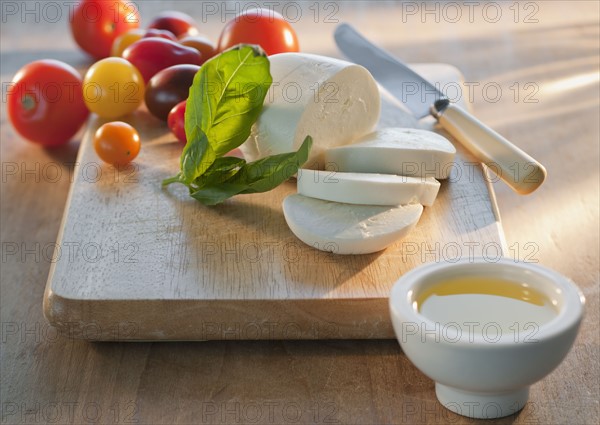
[{"x1": 21, "y1": 94, "x2": 36, "y2": 111}]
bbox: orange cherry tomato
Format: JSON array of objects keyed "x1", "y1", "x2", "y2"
[{"x1": 93, "y1": 122, "x2": 140, "y2": 166}]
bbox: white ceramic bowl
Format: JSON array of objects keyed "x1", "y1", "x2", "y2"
[{"x1": 389, "y1": 258, "x2": 585, "y2": 419}]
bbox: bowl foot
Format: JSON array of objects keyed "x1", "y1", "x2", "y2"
[{"x1": 435, "y1": 383, "x2": 529, "y2": 419}]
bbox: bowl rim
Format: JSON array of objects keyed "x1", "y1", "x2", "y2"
[{"x1": 389, "y1": 258, "x2": 585, "y2": 347}]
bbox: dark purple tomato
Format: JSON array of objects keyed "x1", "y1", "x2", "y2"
[
  {"x1": 122, "y1": 38, "x2": 202, "y2": 83},
  {"x1": 145, "y1": 64, "x2": 199, "y2": 121}
]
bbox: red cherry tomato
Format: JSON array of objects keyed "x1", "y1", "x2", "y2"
[
  {"x1": 143, "y1": 28, "x2": 177, "y2": 41},
  {"x1": 148, "y1": 11, "x2": 198, "y2": 38},
  {"x1": 94, "y1": 122, "x2": 141, "y2": 165},
  {"x1": 7, "y1": 60, "x2": 89, "y2": 147},
  {"x1": 122, "y1": 38, "x2": 203, "y2": 83},
  {"x1": 70, "y1": 0, "x2": 140, "y2": 59},
  {"x1": 225, "y1": 148, "x2": 244, "y2": 158},
  {"x1": 217, "y1": 8, "x2": 299, "y2": 55},
  {"x1": 167, "y1": 101, "x2": 186, "y2": 144}
]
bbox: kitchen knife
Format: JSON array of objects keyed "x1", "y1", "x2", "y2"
[{"x1": 334, "y1": 23, "x2": 546, "y2": 195}]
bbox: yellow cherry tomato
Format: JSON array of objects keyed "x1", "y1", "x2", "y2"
[
  {"x1": 83, "y1": 58, "x2": 145, "y2": 119},
  {"x1": 111, "y1": 28, "x2": 145, "y2": 57},
  {"x1": 94, "y1": 121, "x2": 141, "y2": 166}
]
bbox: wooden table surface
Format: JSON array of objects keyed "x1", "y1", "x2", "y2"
[{"x1": 1, "y1": 1, "x2": 598, "y2": 424}]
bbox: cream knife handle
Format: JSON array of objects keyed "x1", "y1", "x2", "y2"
[{"x1": 436, "y1": 103, "x2": 546, "y2": 195}]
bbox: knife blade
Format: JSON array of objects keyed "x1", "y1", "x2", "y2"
[{"x1": 334, "y1": 23, "x2": 546, "y2": 195}]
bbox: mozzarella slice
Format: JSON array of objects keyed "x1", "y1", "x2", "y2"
[
  {"x1": 283, "y1": 194, "x2": 423, "y2": 255},
  {"x1": 241, "y1": 53, "x2": 381, "y2": 167},
  {"x1": 325, "y1": 128, "x2": 456, "y2": 179},
  {"x1": 297, "y1": 169, "x2": 440, "y2": 207}
]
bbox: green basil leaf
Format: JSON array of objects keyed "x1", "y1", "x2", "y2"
[
  {"x1": 164, "y1": 44, "x2": 313, "y2": 206},
  {"x1": 187, "y1": 44, "x2": 272, "y2": 157},
  {"x1": 190, "y1": 183, "x2": 248, "y2": 206},
  {"x1": 204, "y1": 156, "x2": 246, "y2": 173},
  {"x1": 194, "y1": 156, "x2": 245, "y2": 189},
  {"x1": 190, "y1": 136, "x2": 312, "y2": 205},
  {"x1": 234, "y1": 136, "x2": 313, "y2": 193},
  {"x1": 179, "y1": 126, "x2": 216, "y2": 186}
]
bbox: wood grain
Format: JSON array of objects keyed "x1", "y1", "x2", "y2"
[{"x1": 1, "y1": 1, "x2": 598, "y2": 424}]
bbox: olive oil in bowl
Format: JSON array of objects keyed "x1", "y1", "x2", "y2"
[
  {"x1": 415, "y1": 276, "x2": 559, "y2": 335},
  {"x1": 390, "y1": 259, "x2": 585, "y2": 419}
]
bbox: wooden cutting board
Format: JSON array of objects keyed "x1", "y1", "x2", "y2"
[{"x1": 43, "y1": 64, "x2": 505, "y2": 340}]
